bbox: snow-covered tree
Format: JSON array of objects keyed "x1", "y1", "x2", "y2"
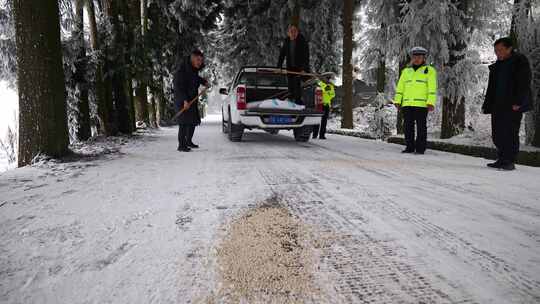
[
  {"x1": 85, "y1": 0, "x2": 114, "y2": 135},
  {"x1": 213, "y1": 0, "x2": 343, "y2": 84},
  {"x1": 102, "y1": 0, "x2": 136, "y2": 134},
  {"x1": 0, "y1": 0, "x2": 16, "y2": 88},
  {"x1": 512, "y1": 0, "x2": 540, "y2": 147},
  {"x1": 72, "y1": 0, "x2": 91, "y2": 140},
  {"x1": 361, "y1": 0, "x2": 506, "y2": 139}
]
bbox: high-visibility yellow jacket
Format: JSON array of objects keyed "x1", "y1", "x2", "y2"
[
  {"x1": 394, "y1": 65, "x2": 437, "y2": 108},
  {"x1": 318, "y1": 81, "x2": 335, "y2": 106}
]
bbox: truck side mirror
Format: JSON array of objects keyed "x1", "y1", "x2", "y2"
[{"x1": 219, "y1": 88, "x2": 228, "y2": 95}]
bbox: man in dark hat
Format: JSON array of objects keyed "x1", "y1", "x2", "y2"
[
  {"x1": 173, "y1": 50, "x2": 208, "y2": 152},
  {"x1": 277, "y1": 23, "x2": 310, "y2": 105}
]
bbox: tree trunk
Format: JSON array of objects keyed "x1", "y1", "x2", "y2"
[
  {"x1": 395, "y1": 0, "x2": 409, "y2": 135},
  {"x1": 155, "y1": 77, "x2": 166, "y2": 126},
  {"x1": 85, "y1": 0, "x2": 115, "y2": 136},
  {"x1": 73, "y1": 0, "x2": 91, "y2": 141},
  {"x1": 147, "y1": 1, "x2": 167, "y2": 127},
  {"x1": 149, "y1": 92, "x2": 157, "y2": 128},
  {"x1": 103, "y1": 0, "x2": 134, "y2": 134},
  {"x1": 532, "y1": 76, "x2": 540, "y2": 146},
  {"x1": 376, "y1": 21, "x2": 387, "y2": 94},
  {"x1": 129, "y1": 0, "x2": 150, "y2": 127},
  {"x1": 341, "y1": 0, "x2": 354, "y2": 129},
  {"x1": 510, "y1": 0, "x2": 539, "y2": 147},
  {"x1": 510, "y1": 0, "x2": 531, "y2": 49},
  {"x1": 440, "y1": 0, "x2": 468, "y2": 139},
  {"x1": 289, "y1": 0, "x2": 301, "y2": 25},
  {"x1": 13, "y1": 0, "x2": 70, "y2": 166},
  {"x1": 376, "y1": 58, "x2": 386, "y2": 94},
  {"x1": 396, "y1": 60, "x2": 408, "y2": 134}
]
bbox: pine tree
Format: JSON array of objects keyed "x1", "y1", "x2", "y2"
[
  {"x1": 103, "y1": 0, "x2": 135, "y2": 134},
  {"x1": 511, "y1": 0, "x2": 540, "y2": 147},
  {"x1": 439, "y1": 0, "x2": 469, "y2": 139},
  {"x1": 394, "y1": 0, "x2": 489, "y2": 139},
  {"x1": 85, "y1": 0, "x2": 115, "y2": 135},
  {"x1": 129, "y1": 0, "x2": 150, "y2": 127},
  {"x1": 13, "y1": 0, "x2": 70, "y2": 166},
  {"x1": 147, "y1": 1, "x2": 170, "y2": 125},
  {"x1": 213, "y1": 0, "x2": 343, "y2": 84},
  {"x1": 0, "y1": 1, "x2": 16, "y2": 87}
]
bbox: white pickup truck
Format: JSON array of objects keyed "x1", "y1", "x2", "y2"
[{"x1": 220, "y1": 67, "x2": 324, "y2": 142}]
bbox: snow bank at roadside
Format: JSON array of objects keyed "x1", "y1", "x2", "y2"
[{"x1": 328, "y1": 103, "x2": 538, "y2": 152}]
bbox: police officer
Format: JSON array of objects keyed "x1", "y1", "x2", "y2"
[
  {"x1": 313, "y1": 75, "x2": 335, "y2": 139},
  {"x1": 394, "y1": 47, "x2": 437, "y2": 154}
]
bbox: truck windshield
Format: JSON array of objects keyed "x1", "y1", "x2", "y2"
[{"x1": 237, "y1": 72, "x2": 288, "y2": 88}]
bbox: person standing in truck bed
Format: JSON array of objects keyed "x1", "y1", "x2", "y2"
[{"x1": 277, "y1": 22, "x2": 310, "y2": 105}]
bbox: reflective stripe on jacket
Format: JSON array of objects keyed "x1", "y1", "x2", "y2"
[
  {"x1": 318, "y1": 81, "x2": 335, "y2": 106},
  {"x1": 394, "y1": 65, "x2": 437, "y2": 108}
]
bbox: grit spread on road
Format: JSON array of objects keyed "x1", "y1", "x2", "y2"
[{"x1": 1, "y1": 115, "x2": 539, "y2": 303}]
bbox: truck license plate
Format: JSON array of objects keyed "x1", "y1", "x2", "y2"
[{"x1": 269, "y1": 116, "x2": 293, "y2": 124}]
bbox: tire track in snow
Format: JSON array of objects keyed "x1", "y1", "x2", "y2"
[
  {"x1": 302, "y1": 140, "x2": 540, "y2": 301},
  {"x1": 300, "y1": 142, "x2": 540, "y2": 296},
  {"x1": 313, "y1": 141, "x2": 540, "y2": 217},
  {"x1": 358, "y1": 191, "x2": 540, "y2": 302},
  {"x1": 257, "y1": 165, "x2": 471, "y2": 303}
]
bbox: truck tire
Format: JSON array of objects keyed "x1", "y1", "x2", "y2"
[
  {"x1": 294, "y1": 126, "x2": 312, "y2": 142},
  {"x1": 222, "y1": 112, "x2": 228, "y2": 134},
  {"x1": 228, "y1": 110, "x2": 244, "y2": 142}
]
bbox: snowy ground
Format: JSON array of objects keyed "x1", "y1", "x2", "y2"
[
  {"x1": 328, "y1": 105, "x2": 540, "y2": 152},
  {"x1": 0, "y1": 155, "x2": 8, "y2": 173},
  {"x1": 1, "y1": 114, "x2": 540, "y2": 303}
]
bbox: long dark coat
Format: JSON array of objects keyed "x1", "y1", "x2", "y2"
[
  {"x1": 482, "y1": 52, "x2": 533, "y2": 114},
  {"x1": 173, "y1": 57, "x2": 205, "y2": 125},
  {"x1": 277, "y1": 33, "x2": 310, "y2": 73}
]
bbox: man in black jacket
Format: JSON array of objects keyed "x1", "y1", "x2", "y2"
[
  {"x1": 482, "y1": 37, "x2": 533, "y2": 170},
  {"x1": 277, "y1": 24, "x2": 310, "y2": 105},
  {"x1": 174, "y1": 50, "x2": 208, "y2": 152}
]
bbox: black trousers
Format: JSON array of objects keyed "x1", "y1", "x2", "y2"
[
  {"x1": 313, "y1": 105, "x2": 330, "y2": 138},
  {"x1": 491, "y1": 111, "x2": 522, "y2": 163},
  {"x1": 287, "y1": 74, "x2": 303, "y2": 105},
  {"x1": 402, "y1": 106, "x2": 428, "y2": 153},
  {"x1": 178, "y1": 124, "x2": 195, "y2": 148}
]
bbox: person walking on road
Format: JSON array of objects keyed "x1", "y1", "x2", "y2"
[
  {"x1": 313, "y1": 75, "x2": 335, "y2": 140},
  {"x1": 393, "y1": 46, "x2": 438, "y2": 155},
  {"x1": 174, "y1": 50, "x2": 208, "y2": 152},
  {"x1": 277, "y1": 23, "x2": 310, "y2": 105},
  {"x1": 482, "y1": 37, "x2": 533, "y2": 171}
]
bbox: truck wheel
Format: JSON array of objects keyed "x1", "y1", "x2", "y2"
[
  {"x1": 294, "y1": 126, "x2": 312, "y2": 142},
  {"x1": 228, "y1": 110, "x2": 244, "y2": 142},
  {"x1": 222, "y1": 112, "x2": 228, "y2": 134}
]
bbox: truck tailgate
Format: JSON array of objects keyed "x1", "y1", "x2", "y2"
[{"x1": 242, "y1": 108, "x2": 324, "y2": 116}]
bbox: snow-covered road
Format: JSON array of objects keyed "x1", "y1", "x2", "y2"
[{"x1": 1, "y1": 115, "x2": 539, "y2": 303}]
